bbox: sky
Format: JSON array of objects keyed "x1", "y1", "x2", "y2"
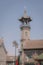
[{"x1": 0, "y1": 0, "x2": 43, "y2": 56}]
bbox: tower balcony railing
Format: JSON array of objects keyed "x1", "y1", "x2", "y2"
[{"x1": 20, "y1": 24, "x2": 30, "y2": 29}]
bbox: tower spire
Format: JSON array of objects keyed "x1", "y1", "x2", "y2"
[
  {"x1": 19, "y1": 9, "x2": 32, "y2": 42},
  {"x1": 23, "y1": 6, "x2": 27, "y2": 18}
]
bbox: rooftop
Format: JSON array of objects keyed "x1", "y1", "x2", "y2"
[{"x1": 23, "y1": 40, "x2": 43, "y2": 49}]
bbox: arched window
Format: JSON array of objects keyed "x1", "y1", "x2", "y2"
[{"x1": 25, "y1": 32, "x2": 28, "y2": 36}]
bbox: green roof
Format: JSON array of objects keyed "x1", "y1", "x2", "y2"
[{"x1": 37, "y1": 53, "x2": 43, "y2": 59}]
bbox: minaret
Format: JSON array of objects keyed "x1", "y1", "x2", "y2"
[
  {"x1": 19, "y1": 10, "x2": 32, "y2": 65},
  {"x1": 19, "y1": 9, "x2": 32, "y2": 49}
]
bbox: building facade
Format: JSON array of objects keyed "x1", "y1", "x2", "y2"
[
  {"x1": 0, "y1": 39, "x2": 18, "y2": 65},
  {"x1": 0, "y1": 10, "x2": 43, "y2": 65},
  {"x1": 19, "y1": 10, "x2": 43, "y2": 65}
]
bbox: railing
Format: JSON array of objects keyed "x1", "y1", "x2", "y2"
[{"x1": 20, "y1": 23, "x2": 30, "y2": 27}]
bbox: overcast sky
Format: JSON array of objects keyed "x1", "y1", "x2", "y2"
[{"x1": 0, "y1": 0, "x2": 43, "y2": 56}]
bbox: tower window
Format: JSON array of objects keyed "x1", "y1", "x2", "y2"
[{"x1": 25, "y1": 32, "x2": 28, "y2": 36}]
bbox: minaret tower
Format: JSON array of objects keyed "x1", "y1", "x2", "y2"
[
  {"x1": 19, "y1": 9, "x2": 32, "y2": 49},
  {"x1": 19, "y1": 10, "x2": 32, "y2": 65}
]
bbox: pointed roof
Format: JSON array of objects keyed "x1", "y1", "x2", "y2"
[
  {"x1": 23, "y1": 9, "x2": 29, "y2": 18},
  {"x1": 0, "y1": 38, "x2": 7, "y2": 54},
  {"x1": 0, "y1": 38, "x2": 3, "y2": 46},
  {"x1": 38, "y1": 53, "x2": 43, "y2": 59},
  {"x1": 32, "y1": 52, "x2": 39, "y2": 59},
  {"x1": 34, "y1": 53, "x2": 43, "y2": 61}
]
